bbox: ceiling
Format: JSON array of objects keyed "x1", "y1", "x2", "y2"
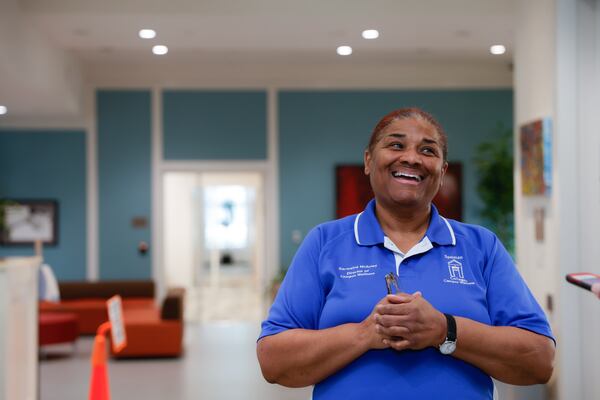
[
  {"x1": 1, "y1": 0, "x2": 516, "y2": 121},
  {"x1": 25, "y1": 0, "x2": 515, "y2": 60}
]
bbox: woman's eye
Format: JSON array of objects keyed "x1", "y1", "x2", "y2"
[
  {"x1": 390, "y1": 142, "x2": 403, "y2": 149},
  {"x1": 421, "y1": 147, "x2": 436, "y2": 155}
]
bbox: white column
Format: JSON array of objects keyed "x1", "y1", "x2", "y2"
[
  {"x1": 515, "y1": 0, "x2": 600, "y2": 399},
  {"x1": 554, "y1": 1, "x2": 582, "y2": 398},
  {"x1": 152, "y1": 87, "x2": 165, "y2": 300},
  {"x1": 265, "y1": 88, "x2": 279, "y2": 289},
  {"x1": 556, "y1": 1, "x2": 600, "y2": 399},
  {"x1": 86, "y1": 84, "x2": 99, "y2": 281},
  {"x1": 513, "y1": 1, "x2": 559, "y2": 399}
]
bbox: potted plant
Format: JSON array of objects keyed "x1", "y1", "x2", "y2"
[{"x1": 472, "y1": 124, "x2": 514, "y2": 254}]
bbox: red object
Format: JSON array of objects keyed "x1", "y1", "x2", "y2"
[
  {"x1": 336, "y1": 165, "x2": 373, "y2": 218},
  {"x1": 40, "y1": 298, "x2": 154, "y2": 334},
  {"x1": 89, "y1": 322, "x2": 112, "y2": 400},
  {"x1": 40, "y1": 281, "x2": 184, "y2": 357},
  {"x1": 432, "y1": 163, "x2": 463, "y2": 221},
  {"x1": 38, "y1": 312, "x2": 79, "y2": 346},
  {"x1": 111, "y1": 317, "x2": 182, "y2": 358}
]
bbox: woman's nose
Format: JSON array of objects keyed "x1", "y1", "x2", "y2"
[{"x1": 398, "y1": 147, "x2": 422, "y2": 165}]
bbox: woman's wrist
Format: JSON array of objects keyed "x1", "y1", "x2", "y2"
[
  {"x1": 356, "y1": 318, "x2": 382, "y2": 350},
  {"x1": 434, "y1": 310, "x2": 448, "y2": 347}
]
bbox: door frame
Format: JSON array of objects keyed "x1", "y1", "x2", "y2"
[
  {"x1": 159, "y1": 166, "x2": 270, "y2": 293},
  {"x1": 151, "y1": 87, "x2": 279, "y2": 300}
]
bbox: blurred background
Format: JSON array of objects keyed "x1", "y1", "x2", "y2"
[{"x1": 0, "y1": 0, "x2": 598, "y2": 399}]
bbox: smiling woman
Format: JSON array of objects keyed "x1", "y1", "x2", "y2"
[
  {"x1": 257, "y1": 107, "x2": 555, "y2": 400},
  {"x1": 364, "y1": 113, "x2": 447, "y2": 241}
]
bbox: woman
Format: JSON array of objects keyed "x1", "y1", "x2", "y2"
[{"x1": 257, "y1": 108, "x2": 555, "y2": 399}]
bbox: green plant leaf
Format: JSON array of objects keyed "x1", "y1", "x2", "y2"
[{"x1": 472, "y1": 123, "x2": 514, "y2": 254}]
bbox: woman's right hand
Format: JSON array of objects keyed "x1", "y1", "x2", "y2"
[
  {"x1": 258, "y1": 297, "x2": 394, "y2": 387},
  {"x1": 360, "y1": 296, "x2": 393, "y2": 350}
]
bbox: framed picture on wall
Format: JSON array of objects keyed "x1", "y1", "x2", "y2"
[
  {"x1": 0, "y1": 199, "x2": 59, "y2": 246},
  {"x1": 520, "y1": 117, "x2": 552, "y2": 196},
  {"x1": 335, "y1": 163, "x2": 463, "y2": 221}
]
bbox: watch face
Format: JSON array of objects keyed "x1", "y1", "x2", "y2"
[{"x1": 439, "y1": 341, "x2": 456, "y2": 355}]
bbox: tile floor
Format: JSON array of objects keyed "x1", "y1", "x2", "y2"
[
  {"x1": 40, "y1": 276, "x2": 311, "y2": 400},
  {"x1": 40, "y1": 321, "x2": 312, "y2": 400}
]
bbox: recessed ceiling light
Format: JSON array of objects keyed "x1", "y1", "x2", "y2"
[
  {"x1": 152, "y1": 45, "x2": 168, "y2": 55},
  {"x1": 337, "y1": 45, "x2": 353, "y2": 56},
  {"x1": 0, "y1": 105, "x2": 7, "y2": 115},
  {"x1": 490, "y1": 44, "x2": 506, "y2": 55},
  {"x1": 362, "y1": 29, "x2": 379, "y2": 39},
  {"x1": 139, "y1": 29, "x2": 156, "y2": 39}
]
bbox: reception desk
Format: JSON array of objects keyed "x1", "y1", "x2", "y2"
[{"x1": 0, "y1": 256, "x2": 40, "y2": 400}]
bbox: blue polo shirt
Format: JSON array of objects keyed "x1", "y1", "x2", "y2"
[{"x1": 260, "y1": 199, "x2": 554, "y2": 399}]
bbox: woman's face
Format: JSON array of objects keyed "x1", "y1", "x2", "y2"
[{"x1": 364, "y1": 117, "x2": 448, "y2": 211}]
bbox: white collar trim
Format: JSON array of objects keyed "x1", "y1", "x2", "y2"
[
  {"x1": 440, "y1": 216, "x2": 456, "y2": 245},
  {"x1": 354, "y1": 212, "x2": 363, "y2": 245}
]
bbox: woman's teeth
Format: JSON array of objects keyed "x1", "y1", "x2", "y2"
[{"x1": 392, "y1": 171, "x2": 422, "y2": 182}]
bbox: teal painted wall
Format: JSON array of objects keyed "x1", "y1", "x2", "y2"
[
  {"x1": 278, "y1": 90, "x2": 513, "y2": 266},
  {"x1": 97, "y1": 90, "x2": 152, "y2": 279},
  {"x1": 0, "y1": 130, "x2": 87, "y2": 280},
  {"x1": 163, "y1": 90, "x2": 267, "y2": 160},
  {"x1": 1, "y1": 89, "x2": 512, "y2": 280}
]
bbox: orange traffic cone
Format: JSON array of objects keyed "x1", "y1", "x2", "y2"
[{"x1": 89, "y1": 322, "x2": 112, "y2": 400}]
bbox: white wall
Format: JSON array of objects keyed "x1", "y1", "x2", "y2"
[
  {"x1": 511, "y1": 2, "x2": 558, "y2": 399},
  {"x1": 515, "y1": 0, "x2": 600, "y2": 399},
  {"x1": 0, "y1": 0, "x2": 83, "y2": 121},
  {"x1": 557, "y1": 1, "x2": 600, "y2": 399},
  {"x1": 514, "y1": 0, "x2": 557, "y2": 308},
  {"x1": 83, "y1": 56, "x2": 513, "y2": 89},
  {"x1": 163, "y1": 172, "x2": 197, "y2": 290},
  {"x1": 575, "y1": 0, "x2": 600, "y2": 392}
]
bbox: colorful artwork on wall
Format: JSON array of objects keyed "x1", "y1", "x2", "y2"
[
  {"x1": 520, "y1": 118, "x2": 552, "y2": 196},
  {"x1": 335, "y1": 163, "x2": 463, "y2": 221}
]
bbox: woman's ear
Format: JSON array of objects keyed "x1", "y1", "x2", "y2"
[
  {"x1": 364, "y1": 150, "x2": 371, "y2": 175},
  {"x1": 439, "y1": 162, "x2": 448, "y2": 188}
]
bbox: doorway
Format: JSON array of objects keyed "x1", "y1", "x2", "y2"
[{"x1": 162, "y1": 171, "x2": 265, "y2": 322}]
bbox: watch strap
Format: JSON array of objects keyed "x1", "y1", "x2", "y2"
[{"x1": 444, "y1": 313, "x2": 457, "y2": 342}]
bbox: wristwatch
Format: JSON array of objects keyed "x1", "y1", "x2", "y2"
[{"x1": 438, "y1": 313, "x2": 457, "y2": 355}]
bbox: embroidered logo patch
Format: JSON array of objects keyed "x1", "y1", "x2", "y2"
[
  {"x1": 443, "y1": 255, "x2": 475, "y2": 285},
  {"x1": 338, "y1": 264, "x2": 378, "y2": 279}
]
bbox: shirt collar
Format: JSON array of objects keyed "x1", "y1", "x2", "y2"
[{"x1": 354, "y1": 199, "x2": 456, "y2": 247}]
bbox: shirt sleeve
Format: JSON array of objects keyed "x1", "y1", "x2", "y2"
[
  {"x1": 258, "y1": 226, "x2": 325, "y2": 340},
  {"x1": 484, "y1": 234, "x2": 555, "y2": 343}
]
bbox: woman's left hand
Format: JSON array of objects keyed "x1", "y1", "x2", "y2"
[{"x1": 374, "y1": 292, "x2": 446, "y2": 351}]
